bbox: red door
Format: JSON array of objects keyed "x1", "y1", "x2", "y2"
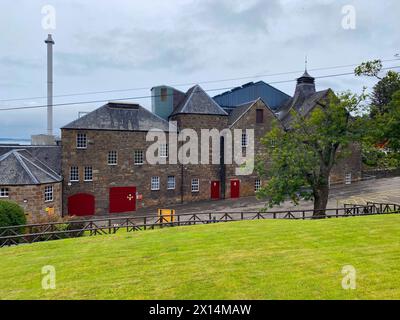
[
  {"x1": 68, "y1": 193, "x2": 95, "y2": 216},
  {"x1": 230, "y1": 180, "x2": 240, "y2": 199},
  {"x1": 109, "y1": 187, "x2": 136, "y2": 214},
  {"x1": 211, "y1": 181, "x2": 220, "y2": 200}
]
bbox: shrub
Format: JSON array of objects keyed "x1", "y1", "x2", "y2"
[
  {"x1": 0, "y1": 200, "x2": 27, "y2": 229},
  {"x1": 27, "y1": 212, "x2": 86, "y2": 239}
]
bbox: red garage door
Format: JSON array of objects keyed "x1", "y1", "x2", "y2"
[
  {"x1": 230, "y1": 180, "x2": 240, "y2": 199},
  {"x1": 109, "y1": 187, "x2": 136, "y2": 214},
  {"x1": 68, "y1": 193, "x2": 95, "y2": 216}
]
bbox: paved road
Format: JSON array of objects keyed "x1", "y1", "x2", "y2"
[{"x1": 135, "y1": 176, "x2": 400, "y2": 216}]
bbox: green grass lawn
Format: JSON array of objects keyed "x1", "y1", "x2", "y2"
[{"x1": 1, "y1": 215, "x2": 400, "y2": 300}]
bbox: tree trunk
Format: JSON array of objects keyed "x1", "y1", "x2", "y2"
[
  {"x1": 313, "y1": 169, "x2": 330, "y2": 217},
  {"x1": 313, "y1": 185, "x2": 329, "y2": 217}
]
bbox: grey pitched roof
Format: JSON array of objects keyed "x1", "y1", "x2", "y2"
[
  {"x1": 278, "y1": 89, "x2": 331, "y2": 128},
  {"x1": 228, "y1": 100, "x2": 258, "y2": 125},
  {"x1": 170, "y1": 85, "x2": 228, "y2": 117},
  {"x1": 0, "y1": 149, "x2": 62, "y2": 185},
  {"x1": 62, "y1": 102, "x2": 172, "y2": 131},
  {"x1": 0, "y1": 146, "x2": 61, "y2": 174}
]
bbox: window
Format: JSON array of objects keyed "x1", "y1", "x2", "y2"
[
  {"x1": 151, "y1": 177, "x2": 160, "y2": 191},
  {"x1": 108, "y1": 151, "x2": 118, "y2": 165},
  {"x1": 0, "y1": 188, "x2": 9, "y2": 198},
  {"x1": 160, "y1": 144, "x2": 169, "y2": 158},
  {"x1": 167, "y1": 176, "x2": 176, "y2": 190},
  {"x1": 160, "y1": 87, "x2": 168, "y2": 102},
  {"x1": 76, "y1": 133, "x2": 87, "y2": 149},
  {"x1": 345, "y1": 173, "x2": 352, "y2": 185},
  {"x1": 70, "y1": 166, "x2": 79, "y2": 182},
  {"x1": 84, "y1": 166, "x2": 93, "y2": 181},
  {"x1": 44, "y1": 185, "x2": 53, "y2": 202},
  {"x1": 256, "y1": 109, "x2": 264, "y2": 123},
  {"x1": 191, "y1": 179, "x2": 200, "y2": 193},
  {"x1": 134, "y1": 150, "x2": 144, "y2": 165},
  {"x1": 255, "y1": 179, "x2": 261, "y2": 192},
  {"x1": 241, "y1": 133, "x2": 248, "y2": 148}
]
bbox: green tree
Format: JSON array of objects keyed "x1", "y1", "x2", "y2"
[
  {"x1": 370, "y1": 71, "x2": 400, "y2": 115},
  {"x1": 256, "y1": 91, "x2": 366, "y2": 216},
  {"x1": 373, "y1": 90, "x2": 400, "y2": 152},
  {"x1": 355, "y1": 59, "x2": 400, "y2": 117},
  {"x1": 0, "y1": 200, "x2": 27, "y2": 228}
]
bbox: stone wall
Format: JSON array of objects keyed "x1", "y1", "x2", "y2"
[
  {"x1": 225, "y1": 100, "x2": 279, "y2": 198},
  {"x1": 61, "y1": 105, "x2": 363, "y2": 216},
  {"x1": 170, "y1": 114, "x2": 229, "y2": 203},
  {"x1": 1, "y1": 182, "x2": 62, "y2": 217},
  {"x1": 61, "y1": 129, "x2": 182, "y2": 215},
  {"x1": 330, "y1": 143, "x2": 362, "y2": 185},
  {"x1": 362, "y1": 168, "x2": 400, "y2": 179}
]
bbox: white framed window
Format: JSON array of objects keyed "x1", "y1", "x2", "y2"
[
  {"x1": 84, "y1": 166, "x2": 93, "y2": 181},
  {"x1": 0, "y1": 188, "x2": 9, "y2": 198},
  {"x1": 345, "y1": 173, "x2": 352, "y2": 185},
  {"x1": 70, "y1": 166, "x2": 79, "y2": 182},
  {"x1": 44, "y1": 185, "x2": 53, "y2": 202},
  {"x1": 255, "y1": 179, "x2": 261, "y2": 192},
  {"x1": 108, "y1": 151, "x2": 118, "y2": 165},
  {"x1": 76, "y1": 133, "x2": 87, "y2": 149},
  {"x1": 160, "y1": 144, "x2": 169, "y2": 158},
  {"x1": 191, "y1": 179, "x2": 200, "y2": 193},
  {"x1": 167, "y1": 176, "x2": 176, "y2": 190},
  {"x1": 241, "y1": 133, "x2": 248, "y2": 147},
  {"x1": 151, "y1": 176, "x2": 160, "y2": 191},
  {"x1": 134, "y1": 150, "x2": 144, "y2": 165}
]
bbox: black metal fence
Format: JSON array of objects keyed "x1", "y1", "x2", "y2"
[{"x1": 1, "y1": 202, "x2": 399, "y2": 247}]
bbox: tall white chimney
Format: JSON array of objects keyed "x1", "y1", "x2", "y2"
[{"x1": 45, "y1": 34, "x2": 55, "y2": 136}]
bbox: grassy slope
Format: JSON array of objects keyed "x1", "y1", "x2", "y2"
[{"x1": 1, "y1": 215, "x2": 400, "y2": 300}]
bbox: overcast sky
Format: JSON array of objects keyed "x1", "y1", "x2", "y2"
[{"x1": 0, "y1": 0, "x2": 399, "y2": 139}]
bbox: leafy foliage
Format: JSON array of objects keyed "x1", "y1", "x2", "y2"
[
  {"x1": 256, "y1": 91, "x2": 366, "y2": 212},
  {"x1": 370, "y1": 71, "x2": 400, "y2": 116},
  {"x1": 354, "y1": 59, "x2": 383, "y2": 79},
  {"x1": 373, "y1": 90, "x2": 400, "y2": 152},
  {"x1": 0, "y1": 200, "x2": 26, "y2": 228}
]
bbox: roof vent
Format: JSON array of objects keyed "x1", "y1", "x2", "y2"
[{"x1": 107, "y1": 102, "x2": 140, "y2": 109}]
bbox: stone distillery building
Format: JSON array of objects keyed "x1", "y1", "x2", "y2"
[
  {"x1": 0, "y1": 146, "x2": 62, "y2": 217},
  {"x1": 60, "y1": 70, "x2": 362, "y2": 216}
]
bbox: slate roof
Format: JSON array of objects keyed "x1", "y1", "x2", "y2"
[
  {"x1": 0, "y1": 149, "x2": 62, "y2": 185},
  {"x1": 170, "y1": 85, "x2": 228, "y2": 117},
  {"x1": 227, "y1": 100, "x2": 258, "y2": 125},
  {"x1": 0, "y1": 146, "x2": 61, "y2": 174},
  {"x1": 62, "y1": 102, "x2": 172, "y2": 131},
  {"x1": 278, "y1": 89, "x2": 331, "y2": 128}
]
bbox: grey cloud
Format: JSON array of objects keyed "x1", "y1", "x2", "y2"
[
  {"x1": 188, "y1": 0, "x2": 282, "y2": 33},
  {"x1": 57, "y1": 27, "x2": 204, "y2": 75},
  {"x1": 0, "y1": 56, "x2": 42, "y2": 69}
]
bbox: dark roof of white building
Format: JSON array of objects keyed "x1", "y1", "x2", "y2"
[
  {"x1": 62, "y1": 102, "x2": 172, "y2": 131},
  {"x1": 0, "y1": 149, "x2": 62, "y2": 185},
  {"x1": 170, "y1": 85, "x2": 228, "y2": 117}
]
